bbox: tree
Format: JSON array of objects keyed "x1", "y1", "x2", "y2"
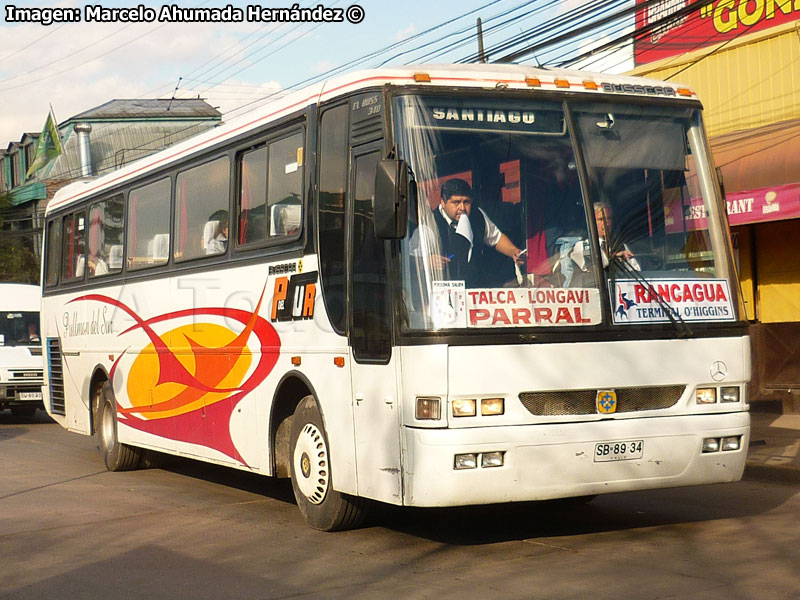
[{"x1": 0, "y1": 191, "x2": 40, "y2": 284}]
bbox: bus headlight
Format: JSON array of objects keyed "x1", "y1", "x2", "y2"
[
  {"x1": 696, "y1": 388, "x2": 717, "y2": 404},
  {"x1": 481, "y1": 451, "x2": 505, "y2": 468},
  {"x1": 415, "y1": 396, "x2": 441, "y2": 420},
  {"x1": 452, "y1": 399, "x2": 476, "y2": 417},
  {"x1": 722, "y1": 436, "x2": 741, "y2": 451},
  {"x1": 480, "y1": 398, "x2": 504, "y2": 416},
  {"x1": 721, "y1": 387, "x2": 740, "y2": 403},
  {"x1": 454, "y1": 453, "x2": 477, "y2": 469}
]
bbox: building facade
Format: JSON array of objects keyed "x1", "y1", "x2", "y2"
[
  {"x1": 631, "y1": 7, "x2": 800, "y2": 410},
  {"x1": 0, "y1": 99, "x2": 222, "y2": 280}
]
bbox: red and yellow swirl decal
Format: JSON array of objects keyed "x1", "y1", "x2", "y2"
[{"x1": 70, "y1": 285, "x2": 280, "y2": 464}]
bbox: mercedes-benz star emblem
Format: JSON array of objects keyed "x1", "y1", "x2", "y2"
[{"x1": 710, "y1": 361, "x2": 728, "y2": 382}]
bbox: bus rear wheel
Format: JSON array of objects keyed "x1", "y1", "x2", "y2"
[
  {"x1": 98, "y1": 382, "x2": 142, "y2": 471},
  {"x1": 289, "y1": 396, "x2": 366, "y2": 531}
]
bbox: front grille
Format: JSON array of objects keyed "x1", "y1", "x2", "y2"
[
  {"x1": 519, "y1": 385, "x2": 685, "y2": 416},
  {"x1": 11, "y1": 371, "x2": 43, "y2": 380},
  {"x1": 46, "y1": 338, "x2": 66, "y2": 415}
]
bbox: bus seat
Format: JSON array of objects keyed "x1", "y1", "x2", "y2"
[
  {"x1": 74, "y1": 255, "x2": 85, "y2": 278},
  {"x1": 270, "y1": 198, "x2": 301, "y2": 237},
  {"x1": 152, "y1": 234, "x2": 169, "y2": 262},
  {"x1": 108, "y1": 245, "x2": 123, "y2": 269}
]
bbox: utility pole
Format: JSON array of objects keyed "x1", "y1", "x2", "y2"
[{"x1": 477, "y1": 18, "x2": 487, "y2": 63}]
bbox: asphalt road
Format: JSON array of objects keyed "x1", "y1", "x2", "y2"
[{"x1": 2, "y1": 411, "x2": 799, "y2": 600}]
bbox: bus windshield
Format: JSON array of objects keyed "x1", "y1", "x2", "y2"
[{"x1": 395, "y1": 95, "x2": 737, "y2": 331}]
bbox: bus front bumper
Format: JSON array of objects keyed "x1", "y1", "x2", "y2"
[
  {"x1": 402, "y1": 411, "x2": 750, "y2": 507},
  {"x1": 0, "y1": 383, "x2": 44, "y2": 409}
]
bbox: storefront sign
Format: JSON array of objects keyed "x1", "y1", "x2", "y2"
[
  {"x1": 665, "y1": 182, "x2": 800, "y2": 232},
  {"x1": 634, "y1": 0, "x2": 800, "y2": 65},
  {"x1": 725, "y1": 183, "x2": 800, "y2": 225},
  {"x1": 612, "y1": 279, "x2": 735, "y2": 324}
]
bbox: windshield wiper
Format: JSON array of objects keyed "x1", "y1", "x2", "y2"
[{"x1": 610, "y1": 253, "x2": 693, "y2": 338}]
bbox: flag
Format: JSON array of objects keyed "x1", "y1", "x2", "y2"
[{"x1": 25, "y1": 109, "x2": 64, "y2": 179}]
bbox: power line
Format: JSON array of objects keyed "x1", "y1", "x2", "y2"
[
  {"x1": 0, "y1": 24, "x2": 67, "y2": 66},
  {"x1": 378, "y1": 0, "x2": 550, "y2": 66},
  {"x1": 501, "y1": 1, "x2": 639, "y2": 63},
  {"x1": 464, "y1": 0, "x2": 623, "y2": 64}
]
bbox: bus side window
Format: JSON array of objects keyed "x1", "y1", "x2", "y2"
[
  {"x1": 174, "y1": 156, "x2": 230, "y2": 261},
  {"x1": 127, "y1": 178, "x2": 171, "y2": 270},
  {"x1": 45, "y1": 219, "x2": 62, "y2": 287},
  {"x1": 317, "y1": 104, "x2": 349, "y2": 334},
  {"x1": 237, "y1": 130, "x2": 304, "y2": 246},
  {"x1": 238, "y1": 145, "x2": 268, "y2": 245},
  {"x1": 88, "y1": 195, "x2": 124, "y2": 277},
  {"x1": 267, "y1": 133, "x2": 303, "y2": 238},
  {"x1": 351, "y1": 149, "x2": 390, "y2": 362},
  {"x1": 61, "y1": 210, "x2": 86, "y2": 282}
]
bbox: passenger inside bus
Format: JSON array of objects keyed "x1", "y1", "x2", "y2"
[
  {"x1": 203, "y1": 210, "x2": 229, "y2": 255},
  {"x1": 591, "y1": 201, "x2": 640, "y2": 270}
]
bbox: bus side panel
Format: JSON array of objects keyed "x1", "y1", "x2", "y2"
[
  {"x1": 292, "y1": 352, "x2": 358, "y2": 495},
  {"x1": 261, "y1": 255, "x2": 358, "y2": 494},
  {"x1": 42, "y1": 293, "x2": 93, "y2": 434}
]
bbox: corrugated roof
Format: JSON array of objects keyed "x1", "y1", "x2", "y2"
[
  {"x1": 68, "y1": 98, "x2": 221, "y2": 121},
  {"x1": 38, "y1": 119, "x2": 220, "y2": 182}
]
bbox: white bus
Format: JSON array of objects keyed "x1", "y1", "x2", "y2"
[
  {"x1": 41, "y1": 64, "x2": 750, "y2": 530},
  {"x1": 0, "y1": 283, "x2": 44, "y2": 417}
]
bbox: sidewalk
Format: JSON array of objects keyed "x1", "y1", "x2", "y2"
[{"x1": 745, "y1": 409, "x2": 800, "y2": 484}]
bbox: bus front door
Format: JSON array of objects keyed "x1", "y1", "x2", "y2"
[{"x1": 348, "y1": 146, "x2": 402, "y2": 503}]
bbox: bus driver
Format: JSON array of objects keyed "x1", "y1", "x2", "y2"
[{"x1": 430, "y1": 178, "x2": 524, "y2": 286}]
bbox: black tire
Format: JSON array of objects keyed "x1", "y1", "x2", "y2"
[
  {"x1": 11, "y1": 405, "x2": 37, "y2": 419},
  {"x1": 289, "y1": 395, "x2": 366, "y2": 531},
  {"x1": 97, "y1": 382, "x2": 142, "y2": 471},
  {"x1": 140, "y1": 449, "x2": 167, "y2": 469}
]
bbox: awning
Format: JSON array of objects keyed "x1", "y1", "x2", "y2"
[
  {"x1": 8, "y1": 182, "x2": 47, "y2": 206},
  {"x1": 710, "y1": 118, "x2": 800, "y2": 226}
]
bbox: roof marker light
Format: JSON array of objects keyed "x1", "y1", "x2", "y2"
[
  {"x1": 414, "y1": 73, "x2": 431, "y2": 83},
  {"x1": 677, "y1": 88, "x2": 693, "y2": 97},
  {"x1": 554, "y1": 79, "x2": 571, "y2": 89},
  {"x1": 525, "y1": 77, "x2": 541, "y2": 87},
  {"x1": 583, "y1": 81, "x2": 598, "y2": 90}
]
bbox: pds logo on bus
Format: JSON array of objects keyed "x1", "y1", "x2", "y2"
[{"x1": 271, "y1": 272, "x2": 318, "y2": 322}]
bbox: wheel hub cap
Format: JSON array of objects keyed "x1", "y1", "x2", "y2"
[{"x1": 293, "y1": 423, "x2": 329, "y2": 504}]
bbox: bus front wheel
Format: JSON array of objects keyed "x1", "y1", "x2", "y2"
[
  {"x1": 289, "y1": 395, "x2": 366, "y2": 531},
  {"x1": 98, "y1": 382, "x2": 141, "y2": 471}
]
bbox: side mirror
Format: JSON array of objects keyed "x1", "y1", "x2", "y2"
[{"x1": 374, "y1": 159, "x2": 409, "y2": 239}]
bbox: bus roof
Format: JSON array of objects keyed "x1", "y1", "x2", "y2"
[
  {"x1": 0, "y1": 283, "x2": 41, "y2": 312},
  {"x1": 46, "y1": 63, "x2": 695, "y2": 214}
]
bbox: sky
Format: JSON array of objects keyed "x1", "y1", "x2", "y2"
[{"x1": 0, "y1": 0, "x2": 634, "y2": 146}]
